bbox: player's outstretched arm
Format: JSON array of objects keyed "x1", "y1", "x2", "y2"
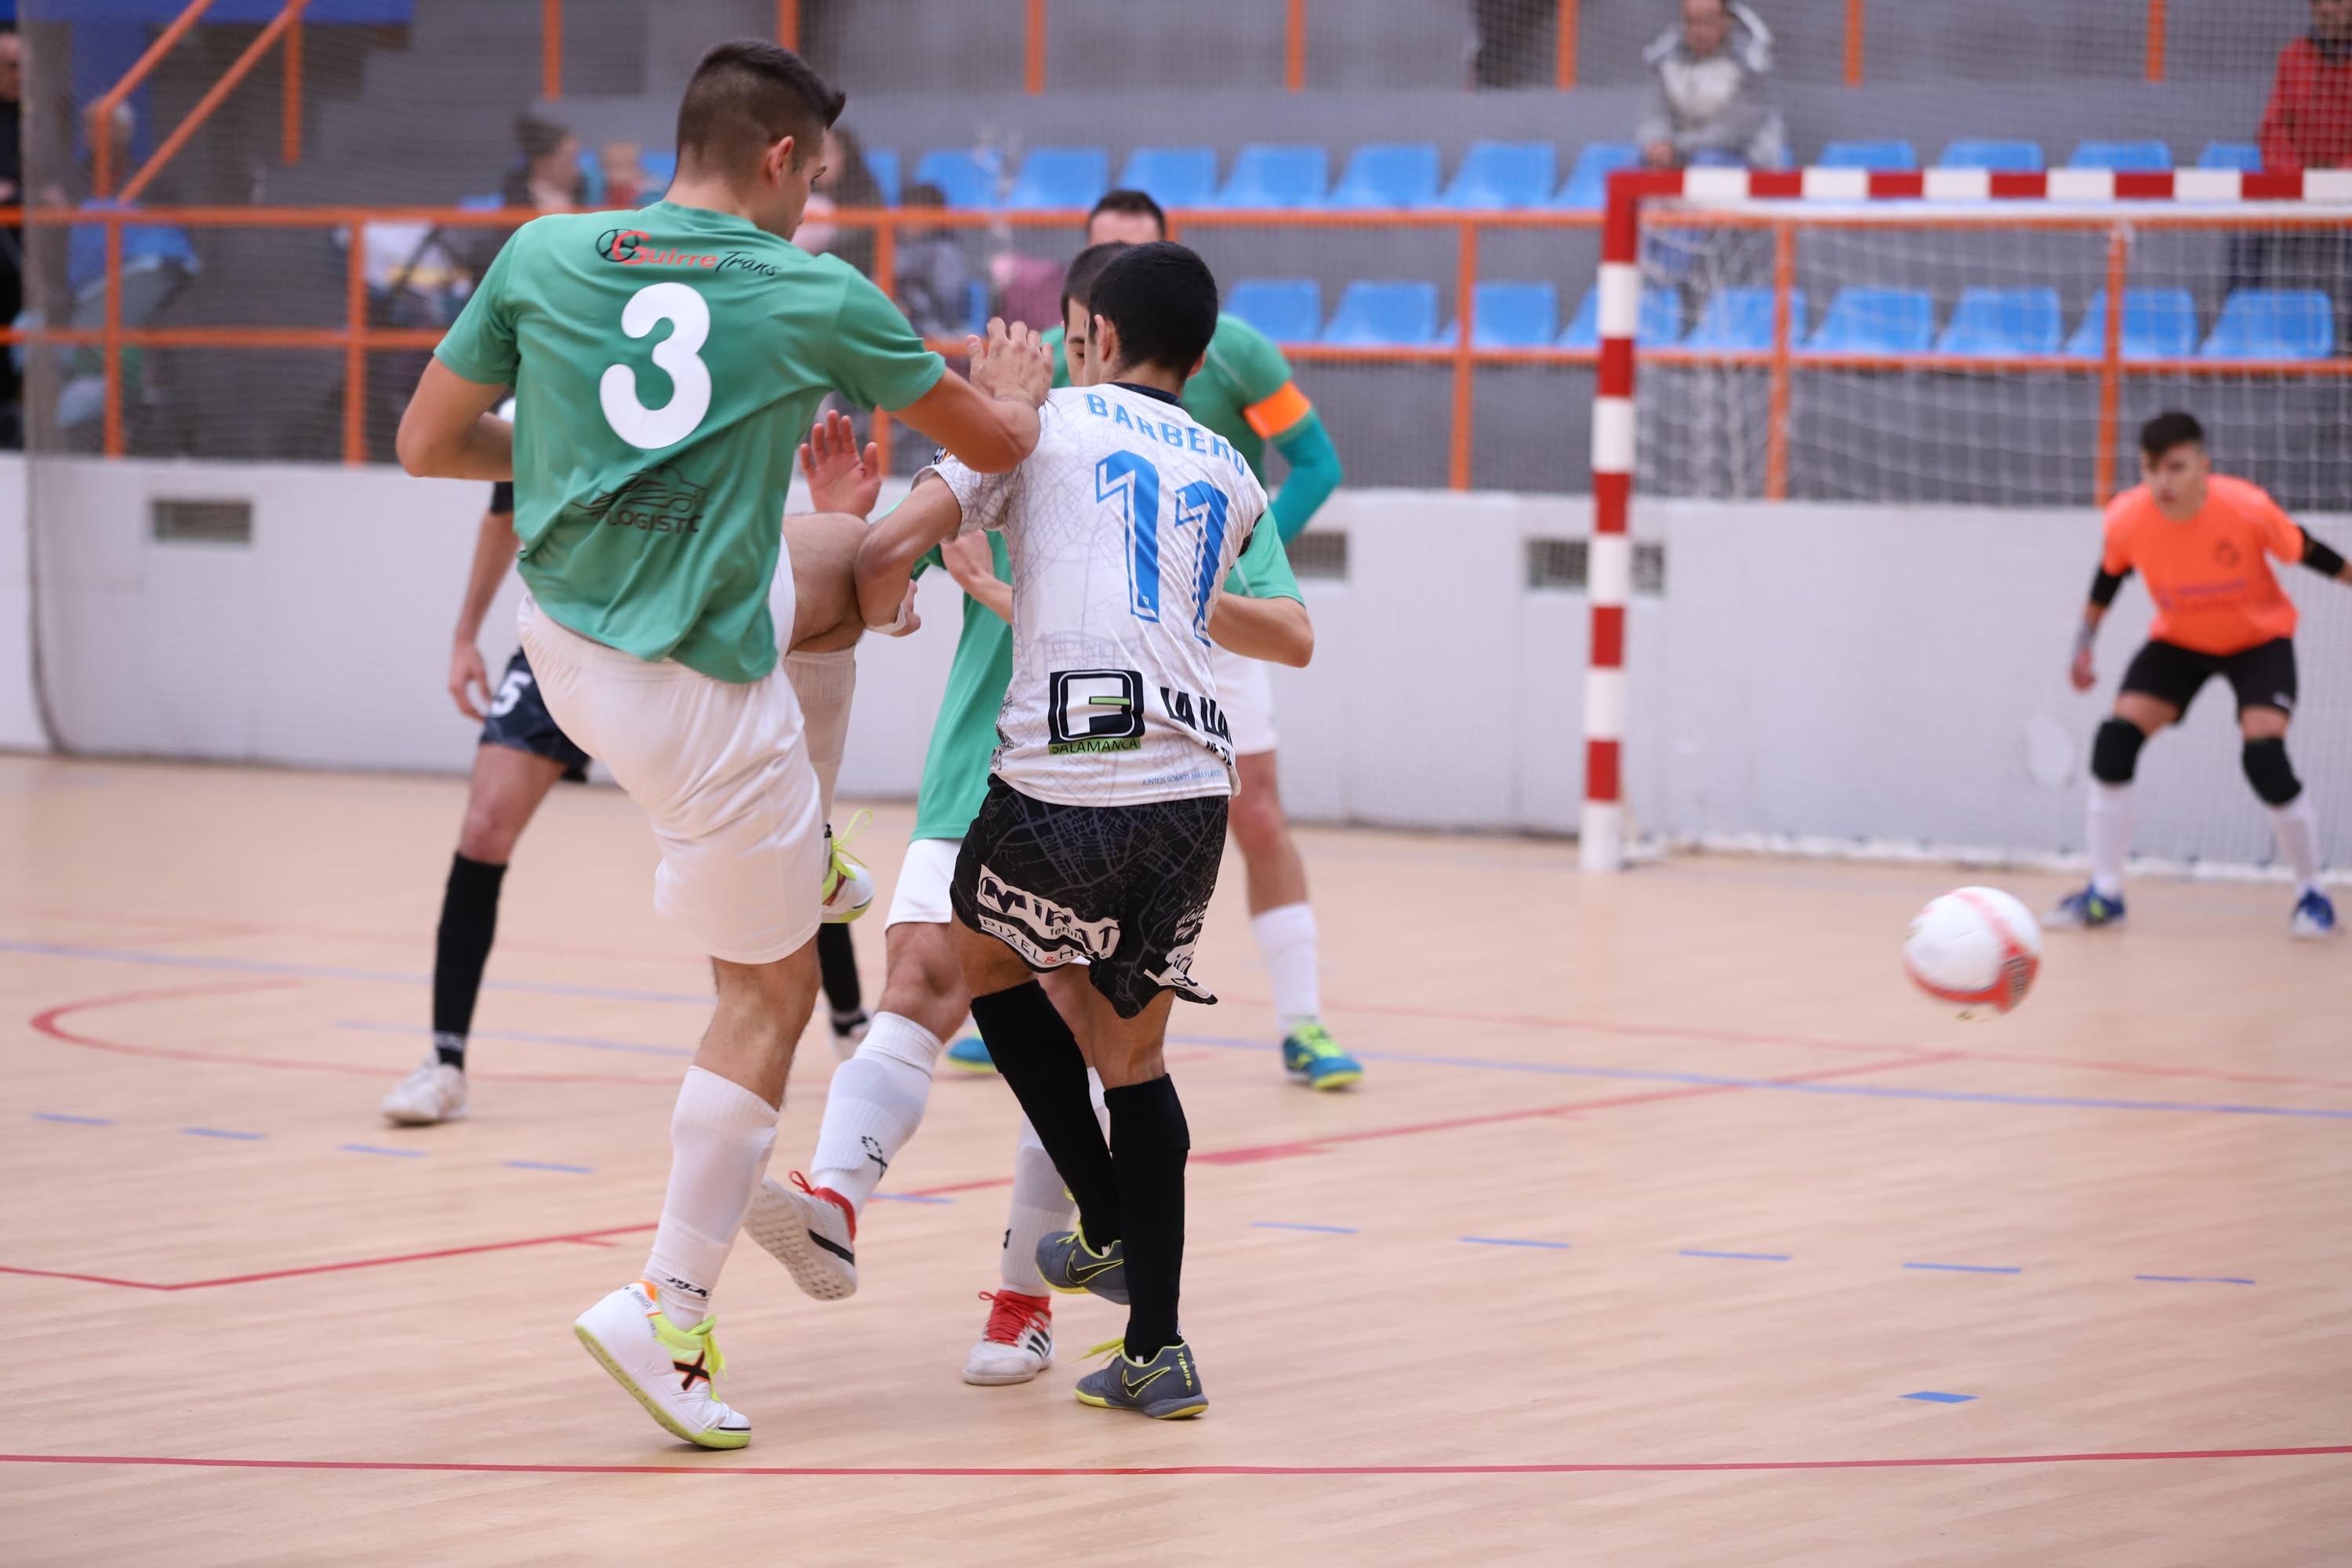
[
  {"x1": 853, "y1": 474, "x2": 967, "y2": 633},
  {"x1": 1208, "y1": 593, "x2": 1313, "y2": 668},
  {"x1": 891, "y1": 319, "x2": 1052, "y2": 474},
  {"x1": 798, "y1": 408, "x2": 883, "y2": 521},
  {"x1": 940, "y1": 532, "x2": 1011, "y2": 623},
  {"x1": 2071, "y1": 564, "x2": 2128, "y2": 692},
  {"x1": 397, "y1": 361, "x2": 514, "y2": 481},
  {"x1": 448, "y1": 499, "x2": 520, "y2": 720}
]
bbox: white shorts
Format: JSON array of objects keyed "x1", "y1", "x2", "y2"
[
  {"x1": 886, "y1": 836, "x2": 961, "y2": 930},
  {"x1": 1209, "y1": 643, "x2": 1276, "y2": 757},
  {"x1": 519, "y1": 595, "x2": 825, "y2": 966}
]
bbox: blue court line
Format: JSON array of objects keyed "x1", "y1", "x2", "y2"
[
  {"x1": 1904, "y1": 1261, "x2": 2022, "y2": 1275},
  {"x1": 1461, "y1": 1236, "x2": 1571, "y2": 1250},
  {"x1": 181, "y1": 1127, "x2": 265, "y2": 1141},
  {"x1": 31, "y1": 1112, "x2": 112, "y2": 1125},
  {"x1": 336, "y1": 1020, "x2": 694, "y2": 1059},
  {"x1": 1902, "y1": 1391, "x2": 1977, "y2": 1404},
  {"x1": 1680, "y1": 1249, "x2": 1791, "y2": 1261},
  {"x1": 2136, "y1": 1274, "x2": 2256, "y2": 1285},
  {"x1": 869, "y1": 1192, "x2": 952, "y2": 1205},
  {"x1": 338, "y1": 1143, "x2": 426, "y2": 1159},
  {"x1": 1251, "y1": 1221, "x2": 1359, "y2": 1235},
  {"x1": 505, "y1": 1160, "x2": 594, "y2": 1174},
  {"x1": 14, "y1": 940, "x2": 2348, "y2": 1123}
]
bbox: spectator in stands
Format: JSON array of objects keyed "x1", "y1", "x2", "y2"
[
  {"x1": 892, "y1": 180, "x2": 978, "y2": 340},
  {"x1": 2259, "y1": 0, "x2": 2352, "y2": 172},
  {"x1": 600, "y1": 140, "x2": 650, "y2": 209},
  {"x1": 797, "y1": 125, "x2": 884, "y2": 277},
  {"x1": 1637, "y1": 0, "x2": 1787, "y2": 169},
  {"x1": 500, "y1": 114, "x2": 583, "y2": 211}
]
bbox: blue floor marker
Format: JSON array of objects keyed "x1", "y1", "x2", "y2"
[
  {"x1": 505, "y1": 1159, "x2": 594, "y2": 1174},
  {"x1": 2135, "y1": 1274, "x2": 2256, "y2": 1285},
  {"x1": 338, "y1": 1143, "x2": 426, "y2": 1159},
  {"x1": 181, "y1": 1127, "x2": 265, "y2": 1141},
  {"x1": 32, "y1": 1112, "x2": 113, "y2": 1126},
  {"x1": 869, "y1": 1192, "x2": 952, "y2": 1204},
  {"x1": 1901, "y1": 1391, "x2": 1977, "y2": 1404},
  {"x1": 1461, "y1": 1236, "x2": 1571, "y2": 1250},
  {"x1": 1251, "y1": 1221, "x2": 1359, "y2": 1235},
  {"x1": 1904, "y1": 1261, "x2": 2021, "y2": 1274},
  {"x1": 1679, "y1": 1249, "x2": 1792, "y2": 1261}
]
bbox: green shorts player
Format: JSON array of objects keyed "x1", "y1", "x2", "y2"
[
  {"x1": 395, "y1": 39, "x2": 1053, "y2": 1451},
  {"x1": 739, "y1": 242, "x2": 1310, "y2": 1391},
  {"x1": 943, "y1": 187, "x2": 1360, "y2": 1088}
]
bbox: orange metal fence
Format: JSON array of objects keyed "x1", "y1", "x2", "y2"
[{"x1": 16, "y1": 202, "x2": 2347, "y2": 495}]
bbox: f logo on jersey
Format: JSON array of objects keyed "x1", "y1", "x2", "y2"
[{"x1": 1047, "y1": 670, "x2": 1145, "y2": 755}]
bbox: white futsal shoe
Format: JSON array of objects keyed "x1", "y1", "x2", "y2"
[
  {"x1": 380, "y1": 1057, "x2": 466, "y2": 1125},
  {"x1": 573, "y1": 1279, "x2": 751, "y2": 1450},
  {"x1": 964, "y1": 1289, "x2": 1055, "y2": 1386},
  {"x1": 742, "y1": 1171, "x2": 858, "y2": 1300}
]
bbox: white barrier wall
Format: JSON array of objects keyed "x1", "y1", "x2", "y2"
[
  {"x1": 0, "y1": 456, "x2": 45, "y2": 752},
  {"x1": 15, "y1": 456, "x2": 2347, "y2": 871}
]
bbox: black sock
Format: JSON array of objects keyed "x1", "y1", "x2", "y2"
[
  {"x1": 817, "y1": 922, "x2": 863, "y2": 1022},
  {"x1": 432, "y1": 853, "x2": 506, "y2": 1067},
  {"x1": 1106, "y1": 1074, "x2": 1189, "y2": 1359},
  {"x1": 970, "y1": 980, "x2": 1120, "y2": 1246}
]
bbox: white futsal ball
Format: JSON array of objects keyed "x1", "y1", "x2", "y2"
[{"x1": 1904, "y1": 887, "x2": 2042, "y2": 1018}]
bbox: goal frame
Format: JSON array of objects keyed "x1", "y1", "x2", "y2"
[{"x1": 1580, "y1": 163, "x2": 2352, "y2": 873}]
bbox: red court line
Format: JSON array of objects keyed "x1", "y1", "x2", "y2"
[
  {"x1": 29, "y1": 983, "x2": 677, "y2": 1087},
  {"x1": 0, "y1": 1223, "x2": 655, "y2": 1294},
  {"x1": 3, "y1": 1445, "x2": 2346, "y2": 1478}
]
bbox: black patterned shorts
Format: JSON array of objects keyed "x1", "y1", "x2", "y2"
[
  {"x1": 951, "y1": 778, "x2": 1228, "y2": 1018},
  {"x1": 480, "y1": 649, "x2": 592, "y2": 782}
]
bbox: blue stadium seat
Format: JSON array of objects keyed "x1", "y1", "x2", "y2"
[
  {"x1": 1556, "y1": 285, "x2": 1683, "y2": 348},
  {"x1": 1818, "y1": 139, "x2": 1917, "y2": 171},
  {"x1": 1682, "y1": 287, "x2": 1806, "y2": 350},
  {"x1": 1225, "y1": 278, "x2": 1323, "y2": 343},
  {"x1": 2198, "y1": 141, "x2": 2263, "y2": 172},
  {"x1": 1005, "y1": 147, "x2": 1109, "y2": 210},
  {"x1": 2063, "y1": 290, "x2": 2200, "y2": 358},
  {"x1": 1937, "y1": 139, "x2": 2043, "y2": 172},
  {"x1": 1553, "y1": 143, "x2": 1641, "y2": 209},
  {"x1": 866, "y1": 147, "x2": 901, "y2": 205},
  {"x1": 1470, "y1": 282, "x2": 1558, "y2": 348},
  {"x1": 641, "y1": 150, "x2": 677, "y2": 193},
  {"x1": 1117, "y1": 146, "x2": 1218, "y2": 209},
  {"x1": 1327, "y1": 143, "x2": 1442, "y2": 209},
  {"x1": 913, "y1": 147, "x2": 1004, "y2": 209},
  {"x1": 1323, "y1": 281, "x2": 1442, "y2": 347},
  {"x1": 576, "y1": 146, "x2": 606, "y2": 206},
  {"x1": 1437, "y1": 142, "x2": 1556, "y2": 210},
  {"x1": 1935, "y1": 287, "x2": 2063, "y2": 354},
  {"x1": 1210, "y1": 144, "x2": 1329, "y2": 209},
  {"x1": 2201, "y1": 290, "x2": 2336, "y2": 358},
  {"x1": 2069, "y1": 140, "x2": 2172, "y2": 172},
  {"x1": 1805, "y1": 288, "x2": 1937, "y2": 353},
  {"x1": 454, "y1": 193, "x2": 504, "y2": 212}
]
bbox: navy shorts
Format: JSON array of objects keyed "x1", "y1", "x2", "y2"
[{"x1": 481, "y1": 648, "x2": 592, "y2": 782}]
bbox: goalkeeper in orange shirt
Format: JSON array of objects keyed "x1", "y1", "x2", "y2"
[{"x1": 2053, "y1": 411, "x2": 2350, "y2": 938}]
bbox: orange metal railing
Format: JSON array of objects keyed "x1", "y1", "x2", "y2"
[
  {"x1": 20, "y1": 202, "x2": 2348, "y2": 502},
  {"x1": 114, "y1": 0, "x2": 310, "y2": 205},
  {"x1": 93, "y1": 0, "x2": 216, "y2": 198}
]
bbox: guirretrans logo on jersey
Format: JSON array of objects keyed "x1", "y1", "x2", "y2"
[{"x1": 593, "y1": 228, "x2": 786, "y2": 281}]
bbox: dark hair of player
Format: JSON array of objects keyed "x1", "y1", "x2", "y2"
[
  {"x1": 676, "y1": 40, "x2": 845, "y2": 176},
  {"x1": 1060, "y1": 241, "x2": 1131, "y2": 318},
  {"x1": 2140, "y1": 409, "x2": 2205, "y2": 460},
  {"x1": 1087, "y1": 188, "x2": 1168, "y2": 237},
  {"x1": 1086, "y1": 241, "x2": 1218, "y2": 376}
]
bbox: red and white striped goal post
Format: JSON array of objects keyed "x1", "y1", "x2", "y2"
[{"x1": 1578, "y1": 162, "x2": 2352, "y2": 873}]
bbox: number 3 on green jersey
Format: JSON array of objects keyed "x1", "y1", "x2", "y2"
[{"x1": 601, "y1": 282, "x2": 713, "y2": 450}]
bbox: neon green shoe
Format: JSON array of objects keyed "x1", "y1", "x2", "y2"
[
  {"x1": 573, "y1": 1279, "x2": 751, "y2": 1449},
  {"x1": 819, "y1": 809, "x2": 875, "y2": 924},
  {"x1": 1280, "y1": 1022, "x2": 1363, "y2": 1091}
]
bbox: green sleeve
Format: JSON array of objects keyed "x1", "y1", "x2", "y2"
[
  {"x1": 825, "y1": 264, "x2": 949, "y2": 413},
  {"x1": 1042, "y1": 324, "x2": 1070, "y2": 389},
  {"x1": 1268, "y1": 410, "x2": 1342, "y2": 543},
  {"x1": 1223, "y1": 514, "x2": 1302, "y2": 603},
  {"x1": 434, "y1": 230, "x2": 524, "y2": 387},
  {"x1": 1209, "y1": 315, "x2": 1294, "y2": 405}
]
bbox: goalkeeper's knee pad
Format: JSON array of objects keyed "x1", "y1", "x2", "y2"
[
  {"x1": 2090, "y1": 718, "x2": 2146, "y2": 786},
  {"x1": 2242, "y1": 736, "x2": 2301, "y2": 807}
]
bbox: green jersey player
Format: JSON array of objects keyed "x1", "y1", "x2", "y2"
[{"x1": 396, "y1": 38, "x2": 1054, "y2": 1452}]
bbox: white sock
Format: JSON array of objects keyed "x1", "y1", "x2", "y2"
[
  {"x1": 808, "y1": 1012, "x2": 941, "y2": 1213},
  {"x1": 2271, "y1": 793, "x2": 2321, "y2": 897},
  {"x1": 1000, "y1": 1113, "x2": 1075, "y2": 1296},
  {"x1": 644, "y1": 1065, "x2": 779, "y2": 1327},
  {"x1": 1250, "y1": 902, "x2": 1322, "y2": 1030},
  {"x1": 784, "y1": 648, "x2": 857, "y2": 823},
  {"x1": 2086, "y1": 781, "x2": 2135, "y2": 900}
]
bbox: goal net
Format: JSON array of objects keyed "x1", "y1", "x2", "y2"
[{"x1": 1600, "y1": 173, "x2": 2352, "y2": 880}]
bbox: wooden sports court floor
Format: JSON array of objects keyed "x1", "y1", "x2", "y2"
[{"x1": 2, "y1": 753, "x2": 2346, "y2": 1565}]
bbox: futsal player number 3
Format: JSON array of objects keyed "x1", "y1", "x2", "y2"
[{"x1": 598, "y1": 281, "x2": 712, "y2": 450}]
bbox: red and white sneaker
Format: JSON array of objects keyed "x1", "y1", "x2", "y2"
[
  {"x1": 742, "y1": 1171, "x2": 858, "y2": 1301},
  {"x1": 963, "y1": 1289, "x2": 1054, "y2": 1386}
]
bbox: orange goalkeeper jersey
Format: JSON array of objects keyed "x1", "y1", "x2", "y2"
[{"x1": 2101, "y1": 474, "x2": 2305, "y2": 655}]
